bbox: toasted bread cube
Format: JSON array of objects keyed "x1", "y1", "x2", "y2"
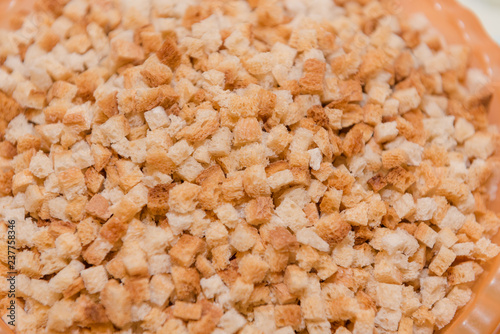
[
  {"x1": 173, "y1": 301, "x2": 202, "y2": 321},
  {"x1": 319, "y1": 188, "x2": 342, "y2": 214},
  {"x1": 437, "y1": 227, "x2": 459, "y2": 248},
  {"x1": 234, "y1": 117, "x2": 262, "y2": 146},
  {"x1": 274, "y1": 304, "x2": 302, "y2": 330},
  {"x1": 200, "y1": 274, "x2": 227, "y2": 299},
  {"x1": 81, "y1": 265, "x2": 108, "y2": 294},
  {"x1": 177, "y1": 157, "x2": 204, "y2": 182},
  {"x1": 167, "y1": 139, "x2": 194, "y2": 165},
  {"x1": 375, "y1": 282, "x2": 403, "y2": 310},
  {"x1": 297, "y1": 228, "x2": 330, "y2": 253},
  {"x1": 230, "y1": 223, "x2": 258, "y2": 252},
  {"x1": 267, "y1": 124, "x2": 292, "y2": 154},
  {"x1": 267, "y1": 169, "x2": 294, "y2": 191},
  {"x1": 341, "y1": 202, "x2": 368, "y2": 226},
  {"x1": 454, "y1": 117, "x2": 475, "y2": 143},
  {"x1": 168, "y1": 182, "x2": 201, "y2": 214},
  {"x1": 245, "y1": 197, "x2": 273, "y2": 225},
  {"x1": 55, "y1": 232, "x2": 82, "y2": 260},
  {"x1": 205, "y1": 222, "x2": 229, "y2": 249},
  {"x1": 276, "y1": 198, "x2": 309, "y2": 232},
  {"x1": 374, "y1": 308, "x2": 402, "y2": 331},
  {"x1": 429, "y1": 246, "x2": 456, "y2": 276},
  {"x1": 171, "y1": 266, "x2": 201, "y2": 302},
  {"x1": 414, "y1": 222, "x2": 438, "y2": 248},
  {"x1": 85, "y1": 194, "x2": 111, "y2": 220},
  {"x1": 284, "y1": 265, "x2": 308, "y2": 295},
  {"x1": 145, "y1": 106, "x2": 170, "y2": 130},
  {"x1": 29, "y1": 151, "x2": 54, "y2": 179},
  {"x1": 141, "y1": 54, "x2": 173, "y2": 87},
  {"x1": 230, "y1": 277, "x2": 254, "y2": 304},
  {"x1": 122, "y1": 242, "x2": 149, "y2": 276},
  {"x1": 48, "y1": 260, "x2": 84, "y2": 293},
  {"x1": 374, "y1": 121, "x2": 398, "y2": 143},
  {"x1": 448, "y1": 261, "x2": 475, "y2": 285},
  {"x1": 437, "y1": 206, "x2": 466, "y2": 233},
  {"x1": 147, "y1": 183, "x2": 175, "y2": 215},
  {"x1": 415, "y1": 197, "x2": 437, "y2": 221},
  {"x1": 170, "y1": 234, "x2": 205, "y2": 267},
  {"x1": 111, "y1": 38, "x2": 144, "y2": 66},
  {"x1": 150, "y1": 274, "x2": 175, "y2": 306},
  {"x1": 214, "y1": 203, "x2": 240, "y2": 229},
  {"x1": 28, "y1": 278, "x2": 60, "y2": 306},
  {"x1": 46, "y1": 299, "x2": 74, "y2": 332},
  {"x1": 156, "y1": 36, "x2": 181, "y2": 69},
  {"x1": 243, "y1": 165, "x2": 271, "y2": 197},
  {"x1": 208, "y1": 127, "x2": 233, "y2": 157},
  {"x1": 16, "y1": 250, "x2": 42, "y2": 278},
  {"x1": 218, "y1": 309, "x2": 247, "y2": 333},
  {"x1": 464, "y1": 132, "x2": 495, "y2": 160},
  {"x1": 101, "y1": 279, "x2": 132, "y2": 328},
  {"x1": 308, "y1": 180, "x2": 327, "y2": 203},
  {"x1": 431, "y1": 298, "x2": 457, "y2": 329},
  {"x1": 447, "y1": 286, "x2": 472, "y2": 307},
  {"x1": 238, "y1": 254, "x2": 269, "y2": 284}
]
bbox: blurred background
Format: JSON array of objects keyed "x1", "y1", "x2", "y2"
[{"x1": 457, "y1": 0, "x2": 500, "y2": 44}]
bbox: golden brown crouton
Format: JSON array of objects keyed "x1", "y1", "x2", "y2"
[
  {"x1": 156, "y1": 36, "x2": 181, "y2": 70},
  {"x1": 148, "y1": 183, "x2": 176, "y2": 215},
  {"x1": 170, "y1": 234, "x2": 205, "y2": 267}
]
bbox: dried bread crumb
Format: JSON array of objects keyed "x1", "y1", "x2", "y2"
[{"x1": 1, "y1": 0, "x2": 499, "y2": 333}]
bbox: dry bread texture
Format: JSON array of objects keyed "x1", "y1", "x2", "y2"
[{"x1": 0, "y1": 0, "x2": 500, "y2": 333}]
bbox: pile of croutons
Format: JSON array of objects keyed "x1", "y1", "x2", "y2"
[{"x1": 1, "y1": 0, "x2": 500, "y2": 333}]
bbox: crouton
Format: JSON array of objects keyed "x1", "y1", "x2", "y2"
[{"x1": 170, "y1": 234, "x2": 205, "y2": 267}]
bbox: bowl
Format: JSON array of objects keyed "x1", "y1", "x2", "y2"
[{"x1": 0, "y1": 0, "x2": 499, "y2": 333}]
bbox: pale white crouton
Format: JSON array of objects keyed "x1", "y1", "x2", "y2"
[
  {"x1": 374, "y1": 308, "x2": 402, "y2": 331},
  {"x1": 376, "y1": 283, "x2": 403, "y2": 310},
  {"x1": 55, "y1": 233, "x2": 82, "y2": 260},
  {"x1": 415, "y1": 197, "x2": 437, "y2": 221},
  {"x1": 370, "y1": 228, "x2": 419, "y2": 256},
  {"x1": 267, "y1": 169, "x2": 294, "y2": 191},
  {"x1": 392, "y1": 88, "x2": 421, "y2": 113},
  {"x1": 308, "y1": 148, "x2": 322, "y2": 171},
  {"x1": 290, "y1": 128, "x2": 314, "y2": 152},
  {"x1": 276, "y1": 198, "x2": 309, "y2": 232},
  {"x1": 5, "y1": 114, "x2": 35, "y2": 144},
  {"x1": 30, "y1": 279, "x2": 62, "y2": 306},
  {"x1": 176, "y1": 157, "x2": 204, "y2": 182},
  {"x1": 420, "y1": 276, "x2": 447, "y2": 307},
  {"x1": 464, "y1": 132, "x2": 496, "y2": 160},
  {"x1": 200, "y1": 275, "x2": 227, "y2": 299},
  {"x1": 71, "y1": 140, "x2": 95, "y2": 169},
  {"x1": 166, "y1": 212, "x2": 193, "y2": 235},
  {"x1": 145, "y1": 106, "x2": 170, "y2": 130},
  {"x1": 392, "y1": 193, "x2": 415, "y2": 219},
  {"x1": 218, "y1": 309, "x2": 247, "y2": 334},
  {"x1": 374, "y1": 122, "x2": 398, "y2": 143},
  {"x1": 432, "y1": 298, "x2": 457, "y2": 329},
  {"x1": 438, "y1": 206, "x2": 466, "y2": 232},
  {"x1": 150, "y1": 274, "x2": 174, "y2": 307},
  {"x1": 296, "y1": 228, "x2": 330, "y2": 252},
  {"x1": 29, "y1": 151, "x2": 54, "y2": 179},
  {"x1": 454, "y1": 118, "x2": 475, "y2": 143},
  {"x1": 167, "y1": 139, "x2": 194, "y2": 165},
  {"x1": 48, "y1": 260, "x2": 85, "y2": 293},
  {"x1": 81, "y1": 265, "x2": 108, "y2": 294},
  {"x1": 48, "y1": 197, "x2": 69, "y2": 221},
  {"x1": 214, "y1": 203, "x2": 240, "y2": 229},
  {"x1": 208, "y1": 127, "x2": 233, "y2": 157},
  {"x1": 148, "y1": 254, "x2": 171, "y2": 275}
]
